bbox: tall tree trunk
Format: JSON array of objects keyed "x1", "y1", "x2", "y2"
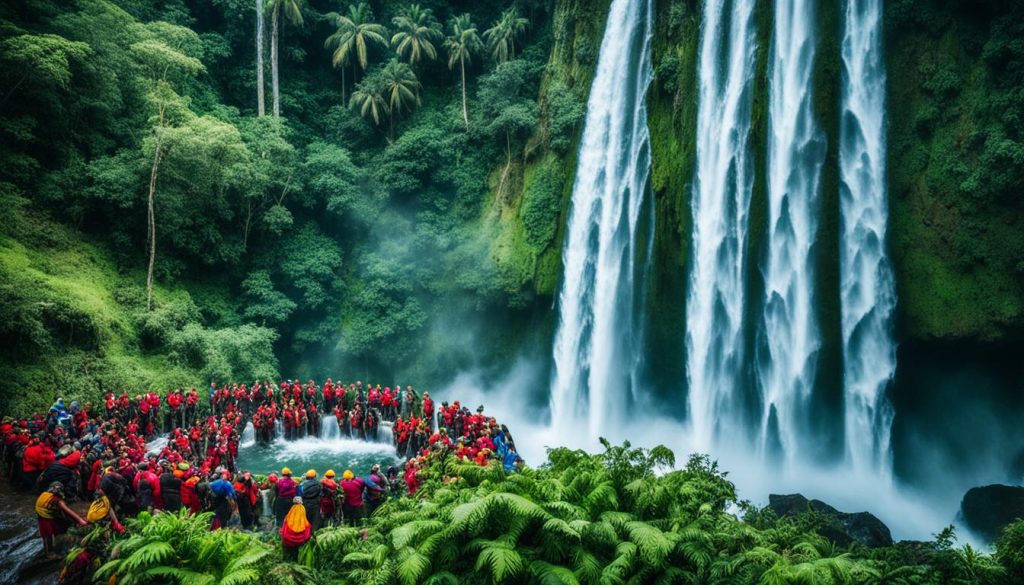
[
  {"x1": 341, "y1": 65, "x2": 346, "y2": 104},
  {"x1": 460, "y1": 56, "x2": 468, "y2": 130},
  {"x1": 256, "y1": 0, "x2": 265, "y2": 116},
  {"x1": 146, "y1": 138, "x2": 164, "y2": 312},
  {"x1": 271, "y1": 7, "x2": 280, "y2": 118}
]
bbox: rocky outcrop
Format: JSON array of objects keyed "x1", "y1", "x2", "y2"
[
  {"x1": 769, "y1": 493, "x2": 894, "y2": 548},
  {"x1": 960, "y1": 484, "x2": 1024, "y2": 542}
]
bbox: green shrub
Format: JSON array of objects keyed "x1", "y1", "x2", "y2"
[{"x1": 521, "y1": 159, "x2": 565, "y2": 251}]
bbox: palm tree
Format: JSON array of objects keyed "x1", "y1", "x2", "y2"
[
  {"x1": 380, "y1": 58, "x2": 420, "y2": 139},
  {"x1": 483, "y1": 8, "x2": 528, "y2": 64},
  {"x1": 444, "y1": 14, "x2": 482, "y2": 129},
  {"x1": 324, "y1": 2, "x2": 387, "y2": 102},
  {"x1": 349, "y1": 74, "x2": 389, "y2": 130},
  {"x1": 266, "y1": 0, "x2": 303, "y2": 118},
  {"x1": 255, "y1": 0, "x2": 266, "y2": 116},
  {"x1": 390, "y1": 4, "x2": 442, "y2": 68}
]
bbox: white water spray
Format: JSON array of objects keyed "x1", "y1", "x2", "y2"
[
  {"x1": 320, "y1": 415, "x2": 340, "y2": 440},
  {"x1": 240, "y1": 422, "x2": 255, "y2": 447},
  {"x1": 549, "y1": 0, "x2": 654, "y2": 437},
  {"x1": 758, "y1": 0, "x2": 827, "y2": 461},
  {"x1": 685, "y1": 0, "x2": 759, "y2": 450},
  {"x1": 839, "y1": 0, "x2": 896, "y2": 476}
]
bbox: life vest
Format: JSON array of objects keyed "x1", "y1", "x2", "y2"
[
  {"x1": 86, "y1": 496, "x2": 110, "y2": 523},
  {"x1": 35, "y1": 492, "x2": 60, "y2": 519}
]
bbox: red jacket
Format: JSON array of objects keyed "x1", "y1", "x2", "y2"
[
  {"x1": 22, "y1": 442, "x2": 54, "y2": 472},
  {"x1": 340, "y1": 478, "x2": 365, "y2": 506}
]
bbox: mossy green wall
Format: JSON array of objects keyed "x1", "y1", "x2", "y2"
[
  {"x1": 885, "y1": 1, "x2": 1024, "y2": 343},
  {"x1": 644, "y1": 0, "x2": 699, "y2": 401},
  {"x1": 484, "y1": 0, "x2": 613, "y2": 302},
  {"x1": 809, "y1": 0, "x2": 845, "y2": 461}
]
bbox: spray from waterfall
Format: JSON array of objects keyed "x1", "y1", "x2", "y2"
[
  {"x1": 685, "y1": 0, "x2": 759, "y2": 451},
  {"x1": 839, "y1": 0, "x2": 896, "y2": 476},
  {"x1": 549, "y1": 0, "x2": 654, "y2": 437},
  {"x1": 758, "y1": 0, "x2": 826, "y2": 462}
]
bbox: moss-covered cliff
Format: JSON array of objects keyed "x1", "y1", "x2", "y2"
[
  {"x1": 484, "y1": 0, "x2": 613, "y2": 301},
  {"x1": 886, "y1": 0, "x2": 1024, "y2": 342},
  {"x1": 643, "y1": 0, "x2": 699, "y2": 401}
]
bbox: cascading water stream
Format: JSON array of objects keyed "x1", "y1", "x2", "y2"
[
  {"x1": 758, "y1": 0, "x2": 826, "y2": 461},
  {"x1": 549, "y1": 0, "x2": 654, "y2": 437},
  {"x1": 685, "y1": 0, "x2": 758, "y2": 450},
  {"x1": 240, "y1": 422, "x2": 256, "y2": 447},
  {"x1": 839, "y1": 0, "x2": 896, "y2": 476}
]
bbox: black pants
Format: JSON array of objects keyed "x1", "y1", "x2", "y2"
[
  {"x1": 163, "y1": 496, "x2": 182, "y2": 513},
  {"x1": 274, "y1": 498, "x2": 291, "y2": 526},
  {"x1": 303, "y1": 504, "x2": 320, "y2": 532},
  {"x1": 238, "y1": 499, "x2": 255, "y2": 529},
  {"x1": 342, "y1": 503, "x2": 363, "y2": 526}
]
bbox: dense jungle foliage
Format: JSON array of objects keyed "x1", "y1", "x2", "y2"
[
  {"x1": 84, "y1": 441, "x2": 1024, "y2": 585},
  {"x1": 0, "y1": 0, "x2": 587, "y2": 414},
  {"x1": 1, "y1": 0, "x2": 1022, "y2": 416}
]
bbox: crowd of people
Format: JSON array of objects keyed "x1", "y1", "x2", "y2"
[{"x1": 0, "y1": 379, "x2": 522, "y2": 569}]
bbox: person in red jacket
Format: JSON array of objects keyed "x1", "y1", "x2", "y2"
[
  {"x1": 22, "y1": 434, "x2": 55, "y2": 490},
  {"x1": 339, "y1": 470, "x2": 365, "y2": 526},
  {"x1": 421, "y1": 392, "x2": 434, "y2": 430},
  {"x1": 404, "y1": 460, "x2": 421, "y2": 496}
]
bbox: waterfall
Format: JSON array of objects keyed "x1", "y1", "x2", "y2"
[
  {"x1": 260, "y1": 489, "x2": 273, "y2": 519},
  {"x1": 273, "y1": 418, "x2": 283, "y2": 440},
  {"x1": 320, "y1": 415, "x2": 340, "y2": 440},
  {"x1": 757, "y1": 0, "x2": 826, "y2": 461},
  {"x1": 240, "y1": 422, "x2": 255, "y2": 447},
  {"x1": 685, "y1": 0, "x2": 759, "y2": 450},
  {"x1": 840, "y1": 0, "x2": 896, "y2": 475},
  {"x1": 379, "y1": 421, "x2": 394, "y2": 445},
  {"x1": 549, "y1": 0, "x2": 654, "y2": 437}
]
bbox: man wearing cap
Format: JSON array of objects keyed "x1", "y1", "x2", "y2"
[
  {"x1": 299, "y1": 469, "x2": 322, "y2": 532},
  {"x1": 320, "y1": 470, "x2": 339, "y2": 526},
  {"x1": 339, "y1": 470, "x2": 365, "y2": 526},
  {"x1": 274, "y1": 467, "x2": 298, "y2": 526}
]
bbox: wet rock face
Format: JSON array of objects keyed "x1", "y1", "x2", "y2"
[
  {"x1": 0, "y1": 510, "x2": 48, "y2": 585},
  {"x1": 960, "y1": 484, "x2": 1024, "y2": 542},
  {"x1": 768, "y1": 493, "x2": 894, "y2": 548},
  {"x1": 0, "y1": 484, "x2": 63, "y2": 585}
]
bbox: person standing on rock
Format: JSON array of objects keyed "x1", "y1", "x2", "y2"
[{"x1": 36, "y1": 482, "x2": 87, "y2": 559}]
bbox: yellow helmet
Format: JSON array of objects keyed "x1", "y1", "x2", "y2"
[
  {"x1": 342, "y1": 470, "x2": 354, "y2": 480},
  {"x1": 281, "y1": 467, "x2": 292, "y2": 476},
  {"x1": 325, "y1": 470, "x2": 336, "y2": 478},
  {"x1": 305, "y1": 469, "x2": 317, "y2": 478}
]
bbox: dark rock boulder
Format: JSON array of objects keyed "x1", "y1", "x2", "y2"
[
  {"x1": 768, "y1": 493, "x2": 894, "y2": 548},
  {"x1": 960, "y1": 484, "x2": 1024, "y2": 542}
]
